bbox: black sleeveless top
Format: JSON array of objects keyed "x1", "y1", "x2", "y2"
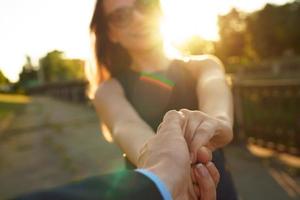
[
  {"x1": 116, "y1": 59, "x2": 198, "y2": 131},
  {"x1": 115, "y1": 59, "x2": 238, "y2": 200}
]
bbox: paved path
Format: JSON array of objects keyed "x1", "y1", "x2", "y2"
[
  {"x1": 224, "y1": 144, "x2": 300, "y2": 200},
  {"x1": 0, "y1": 97, "x2": 124, "y2": 199},
  {"x1": 0, "y1": 96, "x2": 299, "y2": 199}
]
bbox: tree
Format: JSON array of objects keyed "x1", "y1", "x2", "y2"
[
  {"x1": 39, "y1": 50, "x2": 85, "y2": 83},
  {"x1": 246, "y1": 1, "x2": 300, "y2": 59},
  {"x1": 17, "y1": 55, "x2": 38, "y2": 89},
  {"x1": 214, "y1": 1, "x2": 300, "y2": 73},
  {"x1": 176, "y1": 35, "x2": 215, "y2": 55},
  {"x1": 216, "y1": 8, "x2": 249, "y2": 65},
  {"x1": 0, "y1": 70, "x2": 9, "y2": 85}
]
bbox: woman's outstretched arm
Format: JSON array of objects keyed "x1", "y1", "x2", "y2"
[
  {"x1": 193, "y1": 55, "x2": 233, "y2": 127},
  {"x1": 184, "y1": 55, "x2": 234, "y2": 153},
  {"x1": 92, "y1": 78, "x2": 155, "y2": 165}
]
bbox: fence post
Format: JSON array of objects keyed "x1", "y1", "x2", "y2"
[{"x1": 232, "y1": 75, "x2": 246, "y2": 143}]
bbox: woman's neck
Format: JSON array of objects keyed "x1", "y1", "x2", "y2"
[{"x1": 129, "y1": 45, "x2": 171, "y2": 72}]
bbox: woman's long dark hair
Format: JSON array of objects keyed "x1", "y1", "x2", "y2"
[
  {"x1": 88, "y1": 0, "x2": 161, "y2": 98},
  {"x1": 90, "y1": 0, "x2": 131, "y2": 82}
]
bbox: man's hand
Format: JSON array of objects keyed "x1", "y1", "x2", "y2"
[{"x1": 137, "y1": 110, "x2": 219, "y2": 200}]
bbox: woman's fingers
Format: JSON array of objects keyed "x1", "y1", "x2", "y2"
[
  {"x1": 190, "y1": 120, "x2": 216, "y2": 156},
  {"x1": 195, "y1": 163, "x2": 217, "y2": 200},
  {"x1": 158, "y1": 110, "x2": 185, "y2": 133},
  {"x1": 195, "y1": 146, "x2": 212, "y2": 164},
  {"x1": 206, "y1": 162, "x2": 220, "y2": 187},
  {"x1": 179, "y1": 109, "x2": 204, "y2": 143},
  {"x1": 179, "y1": 109, "x2": 217, "y2": 159}
]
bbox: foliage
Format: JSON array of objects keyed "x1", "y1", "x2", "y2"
[
  {"x1": 39, "y1": 50, "x2": 85, "y2": 83},
  {"x1": 0, "y1": 70, "x2": 9, "y2": 85},
  {"x1": 213, "y1": 1, "x2": 300, "y2": 73},
  {"x1": 15, "y1": 52, "x2": 85, "y2": 93},
  {"x1": 176, "y1": 35, "x2": 215, "y2": 55},
  {"x1": 216, "y1": 8, "x2": 249, "y2": 65},
  {"x1": 12, "y1": 55, "x2": 39, "y2": 93},
  {"x1": 18, "y1": 56, "x2": 39, "y2": 89},
  {"x1": 246, "y1": 2, "x2": 300, "y2": 59}
]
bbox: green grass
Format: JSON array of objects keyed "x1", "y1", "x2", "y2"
[{"x1": 0, "y1": 94, "x2": 30, "y2": 120}]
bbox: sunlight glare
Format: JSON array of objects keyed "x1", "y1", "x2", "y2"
[
  {"x1": 0, "y1": 0, "x2": 292, "y2": 82},
  {"x1": 160, "y1": 0, "x2": 227, "y2": 57},
  {"x1": 160, "y1": 0, "x2": 223, "y2": 43},
  {"x1": 160, "y1": 0, "x2": 293, "y2": 47}
]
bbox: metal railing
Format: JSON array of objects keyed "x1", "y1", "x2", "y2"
[
  {"x1": 28, "y1": 81, "x2": 88, "y2": 103},
  {"x1": 28, "y1": 77, "x2": 300, "y2": 155},
  {"x1": 232, "y1": 77, "x2": 300, "y2": 156}
]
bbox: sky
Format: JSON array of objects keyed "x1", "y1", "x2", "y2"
[{"x1": 0, "y1": 0, "x2": 292, "y2": 82}]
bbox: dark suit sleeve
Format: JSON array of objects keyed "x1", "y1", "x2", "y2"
[{"x1": 15, "y1": 170, "x2": 164, "y2": 200}]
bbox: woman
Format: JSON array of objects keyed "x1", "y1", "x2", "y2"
[{"x1": 89, "y1": 0, "x2": 237, "y2": 199}]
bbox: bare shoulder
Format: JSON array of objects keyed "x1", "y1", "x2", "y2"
[
  {"x1": 180, "y1": 55, "x2": 225, "y2": 76},
  {"x1": 94, "y1": 78, "x2": 125, "y2": 100}
]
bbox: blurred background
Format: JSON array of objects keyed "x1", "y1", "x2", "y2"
[{"x1": 0, "y1": 0, "x2": 299, "y2": 199}]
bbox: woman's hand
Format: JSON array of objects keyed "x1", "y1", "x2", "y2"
[{"x1": 179, "y1": 109, "x2": 233, "y2": 164}]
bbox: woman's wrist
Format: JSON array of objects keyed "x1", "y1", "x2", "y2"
[
  {"x1": 214, "y1": 115, "x2": 233, "y2": 129},
  {"x1": 214, "y1": 116, "x2": 233, "y2": 147}
]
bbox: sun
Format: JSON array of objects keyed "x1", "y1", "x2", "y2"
[
  {"x1": 159, "y1": 0, "x2": 222, "y2": 56},
  {"x1": 159, "y1": 0, "x2": 228, "y2": 56}
]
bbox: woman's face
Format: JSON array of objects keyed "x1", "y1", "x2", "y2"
[{"x1": 103, "y1": 0, "x2": 162, "y2": 52}]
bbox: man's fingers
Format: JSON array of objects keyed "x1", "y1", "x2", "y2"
[
  {"x1": 193, "y1": 183, "x2": 201, "y2": 198},
  {"x1": 206, "y1": 162, "x2": 220, "y2": 187},
  {"x1": 191, "y1": 168, "x2": 197, "y2": 184},
  {"x1": 191, "y1": 168, "x2": 199, "y2": 198},
  {"x1": 195, "y1": 164, "x2": 216, "y2": 200}
]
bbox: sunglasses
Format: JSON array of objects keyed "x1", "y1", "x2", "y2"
[{"x1": 106, "y1": 0, "x2": 160, "y2": 28}]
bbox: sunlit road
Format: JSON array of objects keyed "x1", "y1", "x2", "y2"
[
  {"x1": 0, "y1": 96, "x2": 299, "y2": 199},
  {"x1": 0, "y1": 96, "x2": 124, "y2": 199}
]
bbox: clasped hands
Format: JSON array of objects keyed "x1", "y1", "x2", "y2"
[{"x1": 138, "y1": 109, "x2": 233, "y2": 200}]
